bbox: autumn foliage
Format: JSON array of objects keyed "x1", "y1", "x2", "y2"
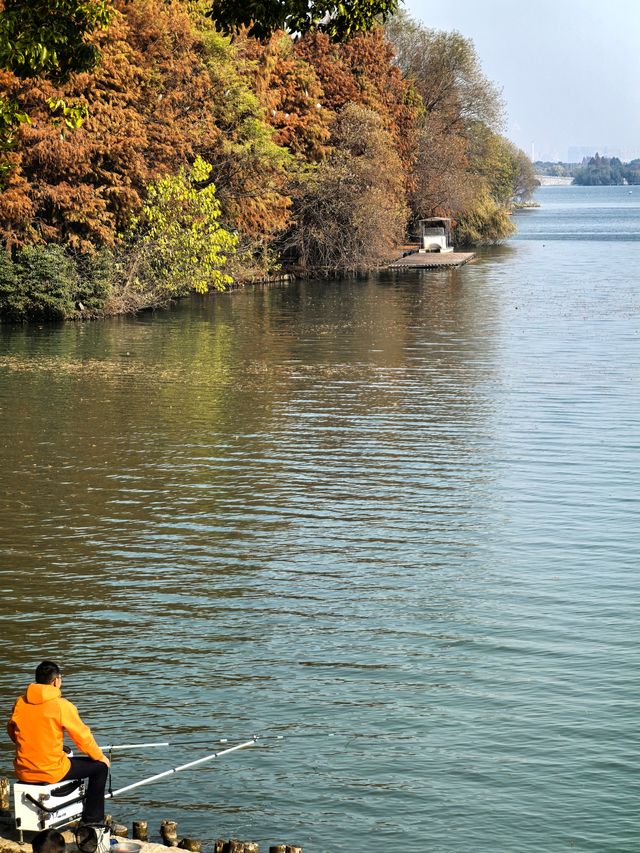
[
  {"x1": 0, "y1": 2, "x2": 536, "y2": 319},
  {"x1": 284, "y1": 104, "x2": 408, "y2": 273}
]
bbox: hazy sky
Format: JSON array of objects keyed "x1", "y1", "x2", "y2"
[{"x1": 402, "y1": 0, "x2": 640, "y2": 162}]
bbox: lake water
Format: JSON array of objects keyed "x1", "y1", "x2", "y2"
[{"x1": 1, "y1": 185, "x2": 639, "y2": 851}]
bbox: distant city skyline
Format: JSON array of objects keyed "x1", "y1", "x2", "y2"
[{"x1": 401, "y1": 0, "x2": 640, "y2": 163}]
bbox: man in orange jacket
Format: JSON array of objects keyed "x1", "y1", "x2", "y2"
[{"x1": 7, "y1": 661, "x2": 110, "y2": 825}]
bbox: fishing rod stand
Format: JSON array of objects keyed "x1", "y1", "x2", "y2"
[
  {"x1": 13, "y1": 780, "x2": 85, "y2": 840},
  {"x1": 13, "y1": 780, "x2": 111, "y2": 853}
]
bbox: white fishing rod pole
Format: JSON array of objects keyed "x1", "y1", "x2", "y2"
[
  {"x1": 100, "y1": 737, "x2": 241, "y2": 752},
  {"x1": 100, "y1": 742, "x2": 170, "y2": 751},
  {"x1": 105, "y1": 737, "x2": 258, "y2": 799}
]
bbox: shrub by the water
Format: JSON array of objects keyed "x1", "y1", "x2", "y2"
[
  {"x1": 0, "y1": 245, "x2": 112, "y2": 321},
  {"x1": 454, "y1": 190, "x2": 515, "y2": 245},
  {"x1": 74, "y1": 249, "x2": 115, "y2": 313},
  {"x1": 0, "y1": 252, "x2": 18, "y2": 318}
]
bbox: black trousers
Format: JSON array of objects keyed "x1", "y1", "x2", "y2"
[{"x1": 60, "y1": 757, "x2": 108, "y2": 824}]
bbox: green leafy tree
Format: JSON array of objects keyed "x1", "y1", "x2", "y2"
[
  {"x1": 0, "y1": 0, "x2": 112, "y2": 80},
  {"x1": 573, "y1": 154, "x2": 628, "y2": 186},
  {"x1": 0, "y1": 93, "x2": 30, "y2": 166},
  {"x1": 127, "y1": 156, "x2": 237, "y2": 299},
  {"x1": 210, "y1": 0, "x2": 399, "y2": 41},
  {"x1": 0, "y1": 0, "x2": 112, "y2": 149},
  {"x1": 624, "y1": 159, "x2": 640, "y2": 185}
]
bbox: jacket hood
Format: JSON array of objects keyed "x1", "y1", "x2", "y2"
[{"x1": 24, "y1": 683, "x2": 61, "y2": 704}]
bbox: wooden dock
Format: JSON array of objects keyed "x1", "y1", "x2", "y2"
[{"x1": 388, "y1": 250, "x2": 476, "y2": 269}]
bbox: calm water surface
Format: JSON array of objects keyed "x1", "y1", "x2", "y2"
[{"x1": 1, "y1": 186, "x2": 639, "y2": 851}]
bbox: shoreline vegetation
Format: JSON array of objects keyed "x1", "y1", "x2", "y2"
[
  {"x1": 0, "y1": 1, "x2": 538, "y2": 322},
  {"x1": 535, "y1": 154, "x2": 640, "y2": 186}
]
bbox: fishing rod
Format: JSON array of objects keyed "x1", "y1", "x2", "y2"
[
  {"x1": 99, "y1": 736, "x2": 272, "y2": 751},
  {"x1": 105, "y1": 737, "x2": 258, "y2": 798},
  {"x1": 100, "y1": 730, "x2": 406, "y2": 752},
  {"x1": 100, "y1": 742, "x2": 170, "y2": 751},
  {"x1": 101, "y1": 732, "x2": 396, "y2": 752},
  {"x1": 26, "y1": 739, "x2": 259, "y2": 811}
]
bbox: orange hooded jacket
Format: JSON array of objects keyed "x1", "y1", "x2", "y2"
[{"x1": 7, "y1": 683, "x2": 107, "y2": 783}]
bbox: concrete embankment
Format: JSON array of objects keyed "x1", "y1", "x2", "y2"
[{"x1": 0, "y1": 819, "x2": 301, "y2": 853}]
